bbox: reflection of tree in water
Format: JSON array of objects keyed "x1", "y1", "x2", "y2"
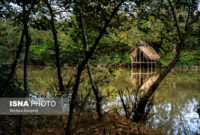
[
  {"x1": 147, "y1": 79, "x2": 200, "y2": 135},
  {"x1": 91, "y1": 68, "x2": 200, "y2": 134},
  {"x1": 197, "y1": 103, "x2": 200, "y2": 118},
  {"x1": 124, "y1": 68, "x2": 200, "y2": 134},
  {"x1": 115, "y1": 67, "x2": 160, "y2": 122},
  {"x1": 130, "y1": 67, "x2": 159, "y2": 90}
]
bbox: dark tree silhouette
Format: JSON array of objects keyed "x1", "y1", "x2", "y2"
[
  {"x1": 45, "y1": 0, "x2": 64, "y2": 95},
  {"x1": 78, "y1": 8, "x2": 103, "y2": 120}
]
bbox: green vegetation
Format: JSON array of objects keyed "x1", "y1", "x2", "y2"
[
  {"x1": 0, "y1": 0, "x2": 200, "y2": 135},
  {"x1": 160, "y1": 50, "x2": 200, "y2": 66},
  {"x1": 0, "y1": 7, "x2": 199, "y2": 66},
  {"x1": 0, "y1": 65, "x2": 24, "y2": 97}
]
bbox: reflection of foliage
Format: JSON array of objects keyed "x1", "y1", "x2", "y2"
[{"x1": 149, "y1": 70, "x2": 200, "y2": 134}]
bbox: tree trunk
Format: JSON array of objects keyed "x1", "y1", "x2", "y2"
[
  {"x1": 45, "y1": 0, "x2": 64, "y2": 95},
  {"x1": 2, "y1": 0, "x2": 36, "y2": 89},
  {"x1": 3, "y1": 30, "x2": 25, "y2": 88},
  {"x1": 23, "y1": 2, "x2": 31, "y2": 96},
  {"x1": 133, "y1": 0, "x2": 200, "y2": 122},
  {"x1": 19, "y1": 1, "x2": 32, "y2": 134},
  {"x1": 133, "y1": 44, "x2": 183, "y2": 122},
  {"x1": 172, "y1": 44, "x2": 176, "y2": 52},
  {"x1": 65, "y1": 1, "x2": 125, "y2": 134},
  {"x1": 78, "y1": 9, "x2": 103, "y2": 120},
  {"x1": 18, "y1": 116, "x2": 24, "y2": 135},
  {"x1": 87, "y1": 65, "x2": 103, "y2": 119}
]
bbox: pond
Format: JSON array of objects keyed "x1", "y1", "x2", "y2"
[{"x1": 16, "y1": 66, "x2": 200, "y2": 135}]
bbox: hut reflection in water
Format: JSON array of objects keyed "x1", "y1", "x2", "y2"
[{"x1": 130, "y1": 45, "x2": 160, "y2": 90}]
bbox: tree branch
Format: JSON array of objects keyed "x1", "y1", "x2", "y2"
[
  {"x1": 44, "y1": 0, "x2": 64, "y2": 95},
  {"x1": 134, "y1": 1, "x2": 200, "y2": 122},
  {"x1": 167, "y1": 0, "x2": 182, "y2": 40},
  {"x1": 78, "y1": 8, "x2": 103, "y2": 120}
]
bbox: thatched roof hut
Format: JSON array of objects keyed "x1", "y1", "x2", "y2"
[
  {"x1": 130, "y1": 45, "x2": 160, "y2": 90},
  {"x1": 130, "y1": 45, "x2": 160, "y2": 61}
]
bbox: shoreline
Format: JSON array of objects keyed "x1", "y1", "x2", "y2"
[{"x1": 1, "y1": 63, "x2": 200, "y2": 71}]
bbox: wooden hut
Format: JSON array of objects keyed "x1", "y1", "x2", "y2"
[
  {"x1": 129, "y1": 45, "x2": 160, "y2": 90},
  {"x1": 130, "y1": 45, "x2": 160, "y2": 69}
]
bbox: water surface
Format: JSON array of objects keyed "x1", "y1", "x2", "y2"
[{"x1": 16, "y1": 66, "x2": 200, "y2": 134}]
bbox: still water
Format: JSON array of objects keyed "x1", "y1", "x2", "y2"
[{"x1": 17, "y1": 66, "x2": 200, "y2": 135}]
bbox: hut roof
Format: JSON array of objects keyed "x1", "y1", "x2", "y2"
[{"x1": 130, "y1": 45, "x2": 160, "y2": 60}]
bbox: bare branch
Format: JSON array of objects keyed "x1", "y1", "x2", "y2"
[{"x1": 167, "y1": 0, "x2": 182, "y2": 40}]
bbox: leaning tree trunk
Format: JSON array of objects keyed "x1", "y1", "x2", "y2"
[
  {"x1": 45, "y1": 0, "x2": 64, "y2": 95},
  {"x1": 18, "y1": 1, "x2": 32, "y2": 135},
  {"x1": 2, "y1": 0, "x2": 36, "y2": 90},
  {"x1": 133, "y1": 40, "x2": 184, "y2": 122},
  {"x1": 78, "y1": 9, "x2": 103, "y2": 120},
  {"x1": 3, "y1": 30, "x2": 25, "y2": 88},
  {"x1": 133, "y1": 0, "x2": 200, "y2": 122},
  {"x1": 65, "y1": 1, "x2": 125, "y2": 134}
]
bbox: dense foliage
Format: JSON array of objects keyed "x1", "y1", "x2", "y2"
[
  {"x1": 0, "y1": 0, "x2": 199, "y2": 66},
  {"x1": 0, "y1": 0, "x2": 200, "y2": 134}
]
